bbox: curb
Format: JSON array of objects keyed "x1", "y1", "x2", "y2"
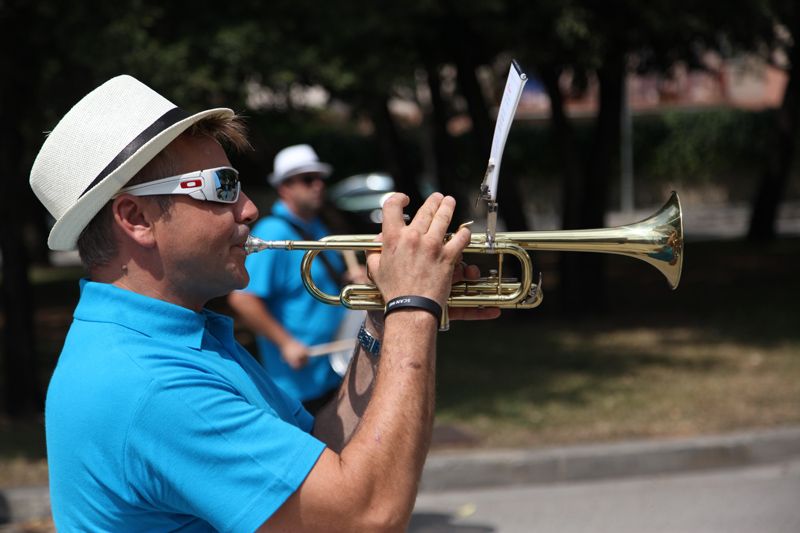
[
  {"x1": 420, "y1": 425, "x2": 800, "y2": 492},
  {"x1": 2, "y1": 426, "x2": 800, "y2": 524}
]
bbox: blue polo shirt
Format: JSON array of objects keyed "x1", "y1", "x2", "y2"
[
  {"x1": 45, "y1": 280, "x2": 326, "y2": 532},
  {"x1": 240, "y1": 201, "x2": 345, "y2": 401}
]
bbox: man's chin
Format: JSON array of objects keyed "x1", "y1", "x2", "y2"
[
  {"x1": 223, "y1": 265, "x2": 250, "y2": 293},
  {"x1": 234, "y1": 270, "x2": 250, "y2": 291}
]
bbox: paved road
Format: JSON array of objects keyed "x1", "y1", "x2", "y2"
[{"x1": 410, "y1": 458, "x2": 800, "y2": 533}]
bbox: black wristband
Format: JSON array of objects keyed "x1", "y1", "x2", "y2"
[{"x1": 384, "y1": 295, "x2": 443, "y2": 323}]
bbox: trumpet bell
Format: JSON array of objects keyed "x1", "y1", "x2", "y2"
[{"x1": 474, "y1": 191, "x2": 683, "y2": 290}]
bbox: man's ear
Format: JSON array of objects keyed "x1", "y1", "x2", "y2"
[
  {"x1": 112, "y1": 195, "x2": 158, "y2": 248},
  {"x1": 276, "y1": 183, "x2": 290, "y2": 200}
]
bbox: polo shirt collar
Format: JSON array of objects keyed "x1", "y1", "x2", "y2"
[
  {"x1": 273, "y1": 200, "x2": 315, "y2": 231},
  {"x1": 73, "y1": 279, "x2": 232, "y2": 349}
]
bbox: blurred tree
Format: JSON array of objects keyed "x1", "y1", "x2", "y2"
[
  {"x1": 1, "y1": 0, "x2": 42, "y2": 417},
  {"x1": 241, "y1": 0, "x2": 428, "y2": 209},
  {"x1": 748, "y1": 2, "x2": 799, "y2": 241},
  {"x1": 436, "y1": 0, "x2": 530, "y2": 231},
  {"x1": 241, "y1": 0, "x2": 533, "y2": 227},
  {"x1": 6, "y1": 0, "x2": 795, "y2": 412},
  {"x1": 498, "y1": 0, "x2": 783, "y2": 311},
  {"x1": 0, "y1": 0, "x2": 258, "y2": 416}
]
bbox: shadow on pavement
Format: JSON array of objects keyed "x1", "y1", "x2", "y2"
[{"x1": 409, "y1": 512, "x2": 494, "y2": 533}]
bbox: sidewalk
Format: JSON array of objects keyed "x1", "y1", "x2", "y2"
[
  {"x1": 2, "y1": 426, "x2": 799, "y2": 526},
  {"x1": 421, "y1": 425, "x2": 800, "y2": 492}
]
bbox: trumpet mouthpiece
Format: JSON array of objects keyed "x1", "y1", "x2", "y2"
[{"x1": 244, "y1": 235, "x2": 291, "y2": 254}]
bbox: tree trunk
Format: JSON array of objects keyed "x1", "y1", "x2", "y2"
[
  {"x1": 424, "y1": 61, "x2": 470, "y2": 223},
  {"x1": 585, "y1": 56, "x2": 624, "y2": 228},
  {"x1": 575, "y1": 55, "x2": 625, "y2": 314},
  {"x1": 551, "y1": 55, "x2": 625, "y2": 315},
  {"x1": 540, "y1": 65, "x2": 583, "y2": 230},
  {"x1": 0, "y1": 220, "x2": 41, "y2": 417},
  {"x1": 540, "y1": 65, "x2": 588, "y2": 314},
  {"x1": 748, "y1": 15, "x2": 800, "y2": 242},
  {"x1": 0, "y1": 1, "x2": 43, "y2": 416},
  {"x1": 364, "y1": 94, "x2": 424, "y2": 212}
]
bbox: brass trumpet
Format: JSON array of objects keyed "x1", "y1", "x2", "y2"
[{"x1": 245, "y1": 192, "x2": 683, "y2": 323}]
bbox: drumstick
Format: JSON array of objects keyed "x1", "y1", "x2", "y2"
[{"x1": 307, "y1": 338, "x2": 357, "y2": 357}]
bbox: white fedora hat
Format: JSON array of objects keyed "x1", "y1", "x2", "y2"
[
  {"x1": 30, "y1": 74, "x2": 234, "y2": 251},
  {"x1": 267, "y1": 144, "x2": 332, "y2": 187}
]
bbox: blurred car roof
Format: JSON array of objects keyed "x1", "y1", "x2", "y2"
[{"x1": 328, "y1": 172, "x2": 395, "y2": 215}]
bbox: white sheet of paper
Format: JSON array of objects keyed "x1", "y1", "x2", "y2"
[{"x1": 482, "y1": 61, "x2": 527, "y2": 201}]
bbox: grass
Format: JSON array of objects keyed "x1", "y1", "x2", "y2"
[
  {"x1": 1, "y1": 237, "x2": 799, "y2": 487},
  {"x1": 435, "y1": 237, "x2": 800, "y2": 447},
  {"x1": 0, "y1": 418, "x2": 48, "y2": 489},
  {"x1": 437, "y1": 321, "x2": 800, "y2": 448}
]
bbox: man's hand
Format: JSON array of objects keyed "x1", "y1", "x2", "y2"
[
  {"x1": 366, "y1": 260, "x2": 500, "y2": 331},
  {"x1": 366, "y1": 192, "x2": 501, "y2": 322},
  {"x1": 280, "y1": 338, "x2": 310, "y2": 369},
  {"x1": 448, "y1": 261, "x2": 502, "y2": 321},
  {"x1": 367, "y1": 193, "x2": 468, "y2": 307}
]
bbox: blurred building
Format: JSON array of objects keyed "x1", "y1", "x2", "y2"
[{"x1": 517, "y1": 53, "x2": 789, "y2": 119}]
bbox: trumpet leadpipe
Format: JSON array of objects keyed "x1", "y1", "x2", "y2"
[{"x1": 244, "y1": 235, "x2": 375, "y2": 254}]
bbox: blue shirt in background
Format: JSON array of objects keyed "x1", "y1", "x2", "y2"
[{"x1": 240, "y1": 200, "x2": 346, "y2": 401}]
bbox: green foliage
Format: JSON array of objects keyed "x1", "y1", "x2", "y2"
[
  {"x1": 635, "y1": 108, "x2": 772, "y2": 185},
  {"x1": 482, "y1": 108, "x2": 782, "y2": 201}
]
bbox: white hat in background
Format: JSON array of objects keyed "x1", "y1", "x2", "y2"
[
  {"x1": 268, "y1": 144, "x2": 332, "y2": 187},
  {"x1": 29, "y1": 74, "x2": 234, "y2": 251}
]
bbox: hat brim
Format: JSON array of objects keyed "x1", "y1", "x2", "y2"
[
  {"x1": 268, "y1": 162, "x2": 332, "y2": 187},
  {"x1": 47, "y1": 107, "x2": 234, "y2": 251}
]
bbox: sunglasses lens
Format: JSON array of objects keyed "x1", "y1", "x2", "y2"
[
  {"x1": 288, "y1": 173, "x2": 323, "y2": 186},
  {"x1": 212, "y1": 168, "x2": 240, "y2": 202}
]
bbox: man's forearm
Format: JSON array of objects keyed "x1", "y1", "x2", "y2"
[
  {"x1": 227, "y1": 291, "x2": 293, "y2": 347},
  {"x1": 312, "y1": 309, "x2": 438, "y2": 524},
  {"x1": 314, "y1": 311, "x2": 438, "y2": 505},
  {"x1": 349, "y1": 310, "x2": 438, "y2": 501},
  {"x1": 312, "y1": 312, "x2": 383, "y2": 451}
]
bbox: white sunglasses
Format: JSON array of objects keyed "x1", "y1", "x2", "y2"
[{"x1": 115, "y1": 167, "x2": 241, "y2": 204}]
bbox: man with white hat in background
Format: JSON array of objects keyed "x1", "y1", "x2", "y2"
[
  {"x1": 228, "y1": 144, "x2": 357, "y2": 414},
  {"x1": 31, "y1": 74, "x2": 499, "y2": 531}
]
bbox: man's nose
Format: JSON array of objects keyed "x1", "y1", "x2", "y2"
[{"x1": 237, "y1": 191, "x2": 259, "y2": 224}]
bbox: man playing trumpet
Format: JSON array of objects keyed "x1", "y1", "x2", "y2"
[{"x1": 31, "y1": 74, "x2": 498, "y2": 531}]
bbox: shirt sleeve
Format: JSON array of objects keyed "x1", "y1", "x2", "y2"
[
  {"x1": 233, "y1": 340, "x2": 318, "y2": 433},
  {"x1": 124, "y1": 376, "x2": 326, "y2": 533}
]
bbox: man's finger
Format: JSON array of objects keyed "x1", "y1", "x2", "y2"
[
  {"x1": 425, "y1": 195, "x2": 456, "y2": 240},
  {"x1": 365, "y1": 232, "x2": 383, "y2": 274},
  {"x1": 381, "y1": 193, "x2": 410, "y2": 237},
  {"x1": 451, "y1": 260, "x2": 465, "y2": 283},
  {"x1": 443, "y1": 225, "x2": 472, "y2": 257},
  {"x1": 464, "y1": 263, "x2": 481, "y2": 280},
  {"x1": 407, "y1": 192, "x2": 444, "y2": 234}
]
